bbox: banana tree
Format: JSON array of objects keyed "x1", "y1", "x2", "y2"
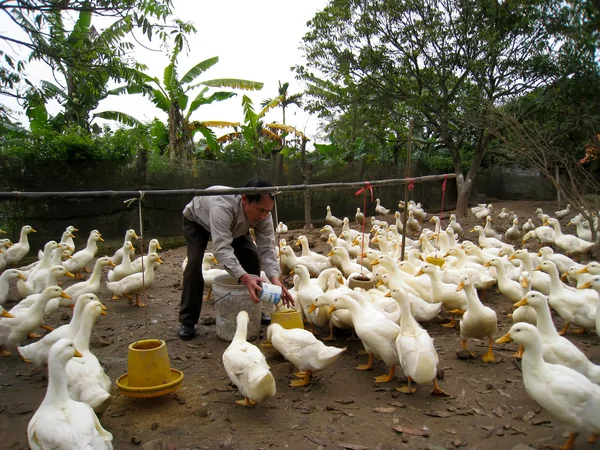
[
  {"x1": 213, "y1": 95, "x2": 308, "y2": 159},
  {"x1": 17, "y1": 4, "x2": 154, "y2": 131},
  {"x1": 102, "y1": 48, "x2": 263, "y2": 162}
]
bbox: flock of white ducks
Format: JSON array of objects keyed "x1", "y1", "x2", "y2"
[
  {"x1": 268, "y1": 202, "x2": 600, "y2": 450},
  {"x1": 0, "y1": 198, "x2": 599, "y2": 449},
  {"x1": 0, "y1": 224, "x2": 170, "y2": 448}
]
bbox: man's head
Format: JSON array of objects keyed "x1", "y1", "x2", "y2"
[{"x1": 241, "y1": 179, "x2": 275, "y2": 225}]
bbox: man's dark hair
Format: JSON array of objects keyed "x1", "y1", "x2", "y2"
[{"x1": 243, "y1": 178, "x2": 275, "y2": 203}]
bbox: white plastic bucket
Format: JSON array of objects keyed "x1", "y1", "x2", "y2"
[{"x1": 259, "y1": 282, "x2": 282, "y2": 305}]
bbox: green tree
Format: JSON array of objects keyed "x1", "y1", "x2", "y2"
[
  {"x1": 1, "y1": 0, "x2": 191, "y2": 118},
  {"x1": 260, "y1": 81, "x2": 303, "y2": 125},
  {"x1": 296, "y1": 0, "x2": 558, "y2": 216},
  {"x1": 105, "y1": 48, "x2": 263, "y2": 162}
]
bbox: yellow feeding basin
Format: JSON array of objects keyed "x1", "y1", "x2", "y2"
[
  {"x1": 116, "y1": 339, "x2": 184, "y2": 398},
  {"x1": 426, "y1": 255, "x2": 445, "y2": 267}
]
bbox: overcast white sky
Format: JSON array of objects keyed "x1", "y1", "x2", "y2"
[{"x1": 1, "y1": 0, "x2": 328, "y2": 143}]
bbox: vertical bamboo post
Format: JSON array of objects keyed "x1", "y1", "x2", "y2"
[
  {"x1": 400, "y1": 120, "x2": 413, "y2": 262},
  {"x1": 301, "y1": 138, "x2": 313, "y2": 229}
]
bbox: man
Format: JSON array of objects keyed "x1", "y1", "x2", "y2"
[{"x1": 178, "y1": 179, "x2": 294, "y2": 340}]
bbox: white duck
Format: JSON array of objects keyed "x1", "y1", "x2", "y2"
[
  {"x1": 375, "y1": 198, "x2": 390, "y2": 215},
  {"x1": 484, "y1": 257, "x2": 523, "y2": 303},
  {"x1": 471, "y1": 203, "x2": 487, "y2": 214},
  {"x1": 328, "y1": 246, "x2": 372, "y2": 279},
  {"x1": 63, "y1": 232, "x2": 104, "y2": 279},
  {"x1": 0, "y1": 269, "x2": 26, "y2": 305},
  {"x1": 456, "y1": 274, "x2": 497, "y2": 363},
  {"x1": 325, "y1": 205, "x2": 343, "y2": 227},
  {"x1": 546, "y1": 218, "x2": 594, "y2": 255},
  {"x1": 555, "y1": 203, "x2": 571, "y2": 219},
  {"x1": 355, "y1": 208, "x2": 365, "y2": 225},
  {"x1": 18, "y1": 293, "x2": 103, "y2": 366},
  {"x1": 268, "y1": 322, "x2": 345, "y2": 386},
  {"x1": 522, "y1": 218, "x2": 535, "y2": 234},
  {"x1": 537, "y1": 246, "x2": 578, "y2": 275},
  {"x1": 537, "y1": 260, "x2": 596, "y2": 334},
  {"x1": 106, "y1": 253, "x2": 163, "y2": 307},
  {"x1": 65, "y1": 301, "x2": 111, "y2": 415},
  {"x1": 19, "y1": 240, "x2": 60, "y2": 296},
  {"x1": 475, "y1": 204, "x2": 493, "y2": 221},
  {"x1": 130, "y1": 238, "x2": 162, "y2": 272},
  {"x1": 27, "y1": 338, "x2": 113, "y2": 450},
  {"x1": 512, "y1": 272, "x2": 537, "y2": 325},
  {"x1": 496, "y1": 323, "x2": 600, "y2": 450},
  {"x1": 567, "y1": 214, "x2": 596, "y2": 242},
  {"x1": 341, "y1": 217, "x2": 360, "y2": 240},
  {"x1": 64, "y1": 257, "x2": 115, "y2": 305},
  {"x1": 4, "y1": 225, "x2": 36, "y2": 266},
  {"x1": 107, "y1": 242, "x2": 136, "y2": 282},
  {"x1": 276, "y1": 222, "x2": 288, "y2": 234},
  {"x1": 484, "y1": 216, "x2": 503, "y2": 240},
  {"x1": 279, "y1": 245, "x2": 328, "y2": 277},
  {"x1": 406, "y1": 210, "x2": 421, "y2": 236},
  {"x1": 320, "y1": 224, "x2": 336, "y2": 241},
  {"x1": 416, "y1": 263, "x2": 467, "y2": 328},
  {"x1": 330, "y1": 295, "x2": 399, "y2": 382},
  {"x1": 471, "y1": 225, "x2": 504, "y2": 248},
  {"x1": 509, "y1": 249, "x2": 551, "y2": 294},
  {"x1": 387, "y1": 287, "x2": 447, "y2": 396},
  {"x1": 200, "y1": 252, "x2": 228, "y2": 301},
  {"x1": 10, "y1": 266, "x2": 75, "y2": 315},
  {"x1": 378, "y1": 273, "x2": 442, "y2": 322},
  {"x1": 109, "y1": 229, "x2": 138, "y2": 265},
  {"x1": 580, "y1": 276, "x2": 600, "y2": 338},
  {"x1": 504, "y1": 217, "x2": 521, "y2": 243},
  {"x1": 513, "y1": 291, "x2": 600, "y2": 384},
  {"x1": 223, "y1": 311, "x2": 276, "y2": 406},
  {"x1": 498, "y1": 207, "x2": 511, "y2": 219},
  {"x1": 0, "y1": 286, "x2": 70, "y2": 356},
  {"x1": 448, "y1": 214, "x2": 462, "y2": 236},
  {"x1": 293, "y1": 264, "x2": 328, "y2": 331},
  {"x1": 295, "y1": 235, "x2": 330, "y2": 266}
]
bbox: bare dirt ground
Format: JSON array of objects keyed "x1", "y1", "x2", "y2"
[{"x1": 1, "y1": 199, "x2": 599, "y2": 450}]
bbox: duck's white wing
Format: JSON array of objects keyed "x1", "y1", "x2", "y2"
[{"x1": 29, "y1": 401, "x2": 111, "y2": 450}]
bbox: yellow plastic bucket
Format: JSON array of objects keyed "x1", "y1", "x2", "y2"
[
  {"x1": 261, "y1": 309, "x2": 304, "y2": 348},
  {"x1": 271, "y1": 310, "x2": 304, "y2": 330},
  {"x1": 127, "y1": 339, "x2": 172, "y2": 387}
]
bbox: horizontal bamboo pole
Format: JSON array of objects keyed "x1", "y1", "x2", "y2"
[{"x1": 0, "y1": 173, "x2": 455, "y2": 199}]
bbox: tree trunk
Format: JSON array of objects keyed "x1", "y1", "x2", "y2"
[{"x1": 455, "y1": 173, "x2": 473, "y2": 218}]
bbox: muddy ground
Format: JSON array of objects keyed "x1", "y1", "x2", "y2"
[{"x1": 1, "y1": 199, "x2": 599, "y2": 450}]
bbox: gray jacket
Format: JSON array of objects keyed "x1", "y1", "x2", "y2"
[{"x1": 183, "y1": 186, "x2": 280, "y2": 280}]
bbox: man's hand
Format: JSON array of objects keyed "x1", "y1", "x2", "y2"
[
  {"x1": 270, "y1": 277, "x2": 295, "y2": 308},
  {"x1": 240, "y1": 273, "x2": 263, "y2": 304}
]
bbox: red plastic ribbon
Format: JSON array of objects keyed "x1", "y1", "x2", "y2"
[
  {"x1": 354, "y1": 181, "x2": 374, "y2": 277},
  {"x1": 355, "y1": 181, "x2": 374, "y2": 202},
  {"x1": 407, "y1": 178, "x2": 415, "y2": 191}
]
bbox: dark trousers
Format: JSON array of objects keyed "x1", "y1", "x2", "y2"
[{"x1": 179, "y1": 217, "x2": 260, "y2": 326}]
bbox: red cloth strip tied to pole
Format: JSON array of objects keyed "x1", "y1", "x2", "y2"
[
  {"x1": 407, "y1": 178, "x2": 415, "y2": 191},
  {"x1": 354, "y1": 181, "x2": 374, "y2": 278}
]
